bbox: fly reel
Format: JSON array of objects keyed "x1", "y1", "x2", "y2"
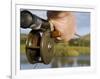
[{"x1": 26, "y1": 30, "x2": 55, "y2": 64}]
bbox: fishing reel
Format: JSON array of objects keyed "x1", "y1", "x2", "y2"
[
  {"x1": 25, "y1": 29, "x2": 55, "y2": 64},
  {"x1": 20, "y1": 10, "x2": 84, "y2": 65},
  {"x1": 21, "y1": 10, "x2": 56, "y2": 64}
]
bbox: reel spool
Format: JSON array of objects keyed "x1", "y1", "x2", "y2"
[
  {"x1": 40, "y1": 30, "x2": 55, "y2": 64},
  {"x1": 26, "y1": 30, "x2": 55, "y2": 64}
]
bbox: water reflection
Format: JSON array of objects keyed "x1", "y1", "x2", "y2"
[
  {"x1": 51, "y1": 56, "x2": 90, "y2": 68},
  {"x1": 20, "y1": 54, "x2": 90, "y2": 69}
]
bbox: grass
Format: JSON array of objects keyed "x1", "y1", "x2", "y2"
[
  {"x1": 20, "y1": 34, "x2": 90, "y2": 57},
  {"x1": 20, "y1": 44, "x2": 26, "y2": 54},
  {"x1": 20, "y1": 43, "x2": 90, "y2": 57},
  {"x1": 20, "y1": 42, "x2": 90, "y2": 57},
  {"x1": 53, "y1": 43, "x2": 90, "y2": 57},
  {"x1": 20, "y1": 34, "x2": 90, "y2": 56}
]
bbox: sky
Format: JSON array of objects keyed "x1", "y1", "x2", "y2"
[{"x1": 20, "y1": 9, "x2": 90, "y2": 36}]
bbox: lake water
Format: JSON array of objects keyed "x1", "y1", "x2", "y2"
[{"x1": 20, "y1": 54, "x2": 90, "y2": 70}]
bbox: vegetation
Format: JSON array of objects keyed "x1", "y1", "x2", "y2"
[
  {"x1": 20, "y1": 33, "x2": 90, "y2": 57},
  {"x1": 20, "y1": 34, "x2": 27, "y2": 54},
  {"x1": 20, "y1": 44, "x2": 26, "y2": 54},
  {"x1": 54, "y1": 43, "x2": 90, "y2": 57}
]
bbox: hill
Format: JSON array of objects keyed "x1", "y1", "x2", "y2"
[{"x1": 80, "y1": 34, "x2": 90, "y2": 41}]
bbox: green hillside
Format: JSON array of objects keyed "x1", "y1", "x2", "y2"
[{"x1": 80, "y1": 34, "x2": 90, "y2": 41}]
